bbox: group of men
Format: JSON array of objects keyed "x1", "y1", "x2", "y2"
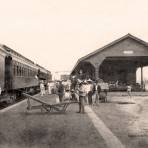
[
  {"x1": 74, "y1": 78, "x2": 109, "y2": 113},
  {"x1": 39, "y1": 78, "x2": 109, "y2": 114},
  {"x1": 39, "y1": 78, "x2": 133, "y2": 114},
  {"x1": 40, "y1": 80, "x2": 55, "y2": 96},
  {"x1": 55, "y1": 78, "x2": 109, "y2": 113}
]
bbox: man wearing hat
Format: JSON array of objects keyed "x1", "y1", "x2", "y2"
[
  {"x1": 77, "y1": 80, "x2": 87, "y2": 113},
  {"x1": 40, "y1": 81, "x2": 45, "y2": 96},
  {"x1": 87, "y1": 78, "x2": 94, "y2": 105},
  {"x1": 57, "y1": 81, "x2": 64, "y2": 102}
]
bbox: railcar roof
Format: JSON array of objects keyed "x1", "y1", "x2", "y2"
[
  {"x1": 0, "y1": 44, "x2": 35, "y2": 64},
  {"x1": 0, "y1": 44, "x2": 51, "y2": 73}
]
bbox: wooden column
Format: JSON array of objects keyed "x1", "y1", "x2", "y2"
[
  {"x1": 93, "y1": 57, "x2": 105, "y2": 80},
  {"x1": 95, "y1": 67, "x2": 99, "y2": 80},
  {"x1": 141, "y1": 66, "x2": 144, "y2": 90}
]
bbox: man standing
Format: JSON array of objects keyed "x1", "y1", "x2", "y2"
[
  {"x1": 57, "y1": 81, "x2": 64, "y2": 102},
  {"x1": 127, "y1": 84, "x2": 132, "y2": 99},
  {"x1": 47, "y1": 82, "x2": 51, "y2": 94},
  {"x1": 40, "y1": 81, "x2": 45, "y2": 96},
  {"x1": 77, "y1": 81, "x2": 87, "y2": 113},
  {"x1": 87, "y1": 79, "x2": 94, "y2": 105}
]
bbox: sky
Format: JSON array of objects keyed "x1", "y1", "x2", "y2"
[{"x1": 1, "y1": 0, "x2": 148, "y2": 77}]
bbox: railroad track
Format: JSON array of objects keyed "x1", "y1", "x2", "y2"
[{"x1": 0, "y1": 92, "x2": 39, "y2": 110}]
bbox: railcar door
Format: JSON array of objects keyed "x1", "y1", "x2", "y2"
[{"x1": 5, "y1": 55, "x2": 13, "y2": 91}]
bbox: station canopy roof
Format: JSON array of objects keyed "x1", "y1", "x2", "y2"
[{"x1": 71, "y1": 33, "x2": 148, "y2": 73}]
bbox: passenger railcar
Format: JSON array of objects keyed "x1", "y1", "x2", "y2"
[{"x1": 0, "y1": 44, "x2": 52, "y2": 103}]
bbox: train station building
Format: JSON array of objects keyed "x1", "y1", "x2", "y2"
[{"x1": 71, "y1": 34, "x2": 148, "y2": 89}]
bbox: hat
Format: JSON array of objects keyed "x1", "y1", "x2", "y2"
[
  {"x1": 87, "y1": 78, "x2": 92, "y2": 82},
  {"x1": 72, "y1": 75, "x2": 76, "y2": 79},
  {"x1": 77, "y1": 79, "x2": 82, "y2": 84},
  {"x1": 96, "y1": 78, "x2": 103, "y2": 83},
  {"x1": 83, "y1": 80, "x2": 87, "y2": 84}
]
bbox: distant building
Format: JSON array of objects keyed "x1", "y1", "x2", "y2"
[
  {"x1": 52, "y1": 71, "x2": 70, "y2": 81},
  {"x1": 61, "y1": 74, "x2": 70, "y2": 81}
]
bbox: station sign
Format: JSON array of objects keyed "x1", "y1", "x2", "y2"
[{"x1": 123, "y1": 50, "x2": 134, "y2": 54}]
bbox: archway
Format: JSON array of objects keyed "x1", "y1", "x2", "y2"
[{"x1": 71, "y1": 61, "x2": 95, "y2": 80}]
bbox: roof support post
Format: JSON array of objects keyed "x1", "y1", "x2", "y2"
[
  {"x1": 95, "y1": 67, "x2": 99, "y2": 80},
  {"x1": 94, "y1": 62, "x2": 101, "y2": 80},
  {"x1": 93, "y1": 59, "x2": 105, "y2": 80},
  {"x1": 141, "y1": 66, "x2": 144, "y2": 90}
]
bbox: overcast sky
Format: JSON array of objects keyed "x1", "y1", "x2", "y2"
[{"x1": 0, "y1": 0, "x2": 148, "y2": 75}]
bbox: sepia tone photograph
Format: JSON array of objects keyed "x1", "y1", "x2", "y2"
[{"x1": 0, "y1": 0, "x2": 148, "y2": 148}]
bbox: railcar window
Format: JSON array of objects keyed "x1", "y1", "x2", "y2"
[
  {"x1": 22, "y1": 67, "x2": 25, "y2": 76},
  {"x1": 25, "y1": 68, "x2": 26, "y2": 76},
  {"x1": 31, "y1": 70, "x2": 33, "y2": 77},
  {"x1": 15, "y1": 65, "x2": 17, "y2": 76},
  {"x1": 19, "y1": 67, "x2": 21, "y2": 76},
  {"x1": 20, "y1": 67, "x2": 22, "y2": 76},
  {"x1": 29, "y1": 69, "x2": 30, "y2": 77},
  {"x1": 30, "y1": 69, "x2": 32, "y2": 77},
  {"x1": 28, "y1": 69, "x2": 29, "y2": 77},
  {"x1": 22, "y1": 67, "x2": 23, "y2": 76},
  {"x1": 26, "y1": 68, "x2": 27, "y2": 76},
  {"x1": 33, "y1": 70, "x2": 35, "y2": 76},
  {"x1": 27, "y1": 69, "x2": 28, "y2": 76},
  {"x1": 24, "y1": 68, "x2": 25, "y2": 76},
  {"x1": 30, "y1": 70, "x2": 32, "y2": 77},
  {"x1": 20, "y1": 67, "x2": 21, "y2": 76},
  {"x1": 22, "y1": 66, "x2": 24, "y2": 76},
  {"x1": 29, "y1": 70, "x2": 30, "y2": 77},
  {"x1": 13, "y1": 65, "x2": 16, "y2": 75},
  {"x1": 24, "y1": 68, "x2": 26, "y2": 76},
  {"x1": 17, "y1": 66, "x2": 19, "y2": 76}
]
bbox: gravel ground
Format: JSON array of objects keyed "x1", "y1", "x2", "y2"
[{"x1": 92, "y1": 95, "x2": 148, "y2": 148}]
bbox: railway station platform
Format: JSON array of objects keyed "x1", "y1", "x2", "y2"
[
  {"x1": 0, "y1": 93, "x2": 106, "y2": 148},
  {"x1": 0, "y1": 93, "x2": 148, "y2": 148}
]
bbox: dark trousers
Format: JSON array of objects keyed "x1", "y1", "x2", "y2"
[
  {"x1": 71, "y1": 93, "x2": 76, "y2": 101},
  {"x1": 99, "y1": 91, "x2": 107, "y2": 102},
  {"x1": 88, "y1": 91, "x2": 93, "y2": 105},
  {"x1": 58, "y1": 94, "x2": 63, "y2": 102},
  {"x1": 79, "y1": 96, "x2": 85, "y2": 113}
]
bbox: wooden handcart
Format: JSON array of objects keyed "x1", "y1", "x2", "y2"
[
  {"x1": 98, "y1": 82, "x2": 109, "y2": 103},
  {"x1": 23, "y1": 93, "x2": 78, "y2": 113}
]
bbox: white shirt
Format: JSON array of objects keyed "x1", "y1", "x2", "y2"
[
  {"x1": 127, "y1": 85, "x2": 132, "y2": 91},
  {"x1": 64, "y1": 92, "x2": 71, "y2": 99},
  {"x1": 40, "y1": 83, "x2": 45, "y2": 89}
]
